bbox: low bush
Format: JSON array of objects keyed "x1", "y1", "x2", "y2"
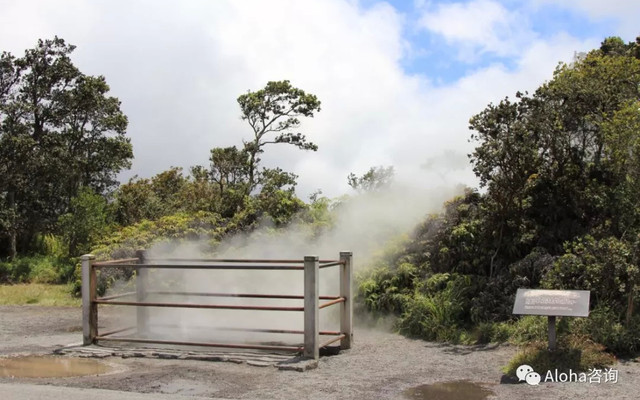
[
  {"x1": 90, "y1": 211, "x2": 227, "y2": 260},
  {"x1": 0, "y1": 256, "x2": 74, "y2": 285},
  {"x1": 397, "y1": 292, "x2": 463, "y2": 342},
  {"x1": 508, "y1": 316, "x2": 552, "y2": 344},
  {"x1": 396, "y1": 274, "x2": 475, "y2": 343},
  {"x1": 0, "y1": 258, "x2": 31, "y2": 283},
  {"x1": 357, "y1": 264, "x2": 417, "y2": 315},
  {"x1": 571, "y1": 304, "x2": 640, "y2": 356},
  {"x1": 471, "y1": 322, "x2": 500, "y2": 344},
  {"x1": 504, "y1": 334, "x2": 616, "y2": 377}
]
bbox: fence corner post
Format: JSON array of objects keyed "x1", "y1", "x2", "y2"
[
  {"x1": 304, "y1": 255, "x2": 319, "y2": 360},
  {"x1": 135, "y1": 249, "x2": 148, "y2": 336},
  {"x1": 340, "y1": 251, "x2": 353, "y2": 350},
  {"x1": 81, "y1": 254, "x2": 97, "y2": 345}
]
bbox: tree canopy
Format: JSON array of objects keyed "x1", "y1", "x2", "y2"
[
  {"x1": 359, "y1": 37, "x2": 640, "y2": 354},
  {"x1": 237, "y1": 80, "x2": 321, "y2": 193},
  {"x1": 0, "y1": 37, "x2": 132, "y2": 258}
]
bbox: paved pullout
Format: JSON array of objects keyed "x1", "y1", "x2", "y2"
[
  {"x1": 1, "y1": 305, "x2": 639, "y2": 399},
  {"x1": 0, "y1": 383, "x2": 218, "y2": 400}
]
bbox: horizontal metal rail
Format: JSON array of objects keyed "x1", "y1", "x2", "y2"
[
  {"x1": 95, "y1": 336, "x2": 303, "y2": 352},
  {"x1": 95, "y1": 299, "x2": 304, "y2": 311},
  {"x1": 319, "y1": 261, "x2": 345, "y2": 268},
  {"x1": 94, "y1": 263, "x2": 305, "y2": 270},
  {"x1": 319, "y1": 297, "x2": 346, "y2": 309},
  {"x1": 145, "y1": 324, "x2": 342, "y2": 336},
  {"x1": 146, "y1": 291, "x2": 340, "y2": 300},
  {"x1": 93, "y1": 258, "x2": 140, "y2": 266},
  {"x1": 320, "y1": 334, "x2": 346, "y2": 348},
  {"x1": 97, "y1": 291, "x2": 136, "y2": 301},
  {"x1": 146, "y1": 258, "x2": 339, "y2": 264},
  {"x1": 99, "y1": 326, "x2": 135, "y2": 337},
  {"x1": 216, "y1": 327, "x2": 342, "y2": 336}
]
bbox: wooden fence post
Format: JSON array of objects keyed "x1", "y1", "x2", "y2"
[
  {"x1": 136, "y1": 249, "x2": 148, "y2": 336},
  {"x1": 340, "y1": 251, "x2": 353, "y2": 349},
  {"x1": 81, "y1": 254, "x2": 97, "y2": 345},
  {"x1": 304, "y1": 255, "x2": 319, "y2": 360}
]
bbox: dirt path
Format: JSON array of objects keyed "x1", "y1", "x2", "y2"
[{"x1": 1, "y1": 305, "x2": 638, "y2": 399}]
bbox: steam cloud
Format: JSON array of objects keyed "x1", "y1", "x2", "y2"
[{"x1": 106, "y1": 182, "x2": 464, "y2": 348}]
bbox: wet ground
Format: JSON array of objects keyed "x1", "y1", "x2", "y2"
[
  {"x1": 0, "y1": 356, "x2": 114, "y2": 378},
  {"x1": 403, "y1": 381, "x2": 494, "y2": 400},
  {"x1": 1, "y1": 305, "x2": 639, "y2": 399}
]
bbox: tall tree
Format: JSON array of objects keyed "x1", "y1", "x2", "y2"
[
  {"x1": 469, "y1": 36, "x2": 640, "y2": 270},
  {"x1": 0, "y1": 37, "x2": 132, "y2": 257},
  {"x1": 469, "y1": 94, "x2": 541, "y2": 276}
]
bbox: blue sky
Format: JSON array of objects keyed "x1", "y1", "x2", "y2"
[
  {"x1": 0, "y1": 0, "x2": 638, "y2": 197},
  {"x1": 377, "y1": 0, "x2": 627, "y2": 84}
]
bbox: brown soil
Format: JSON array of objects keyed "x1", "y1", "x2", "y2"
[{"x1": 0, "y1": 305, "x2": 638, "y2": 399}]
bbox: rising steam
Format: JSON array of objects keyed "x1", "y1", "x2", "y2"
[{"x1": 105, "y1": 181, "x2": 464, "y2": 347}]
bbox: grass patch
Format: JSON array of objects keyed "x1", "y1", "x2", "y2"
[
  {"x1": 504, "y1": 334, "x2": 616, "y2": 377},
  {"x1": 0, "y1": 284, "x2": 81, "y2": 306}
]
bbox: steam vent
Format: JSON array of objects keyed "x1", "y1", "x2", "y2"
[{"x1": 68, "y1": 251, "x2": 354, "y2": 370}]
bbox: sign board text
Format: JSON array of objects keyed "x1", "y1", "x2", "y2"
[{"x1": 512, "y1": 289, "x2": 590, "y2": 317}]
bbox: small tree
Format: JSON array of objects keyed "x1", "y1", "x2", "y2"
[
  {"x1": 237, "y1": 80, "x2": 321, "y2": 193},
  {"x1": 58, "y1": 187, "x2": 108, "y2": 256}
]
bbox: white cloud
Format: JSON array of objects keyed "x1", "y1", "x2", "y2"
[
  {"x1": 417, "y1": 0, "x2": 535, "y2": 60},
  {"x1": 535, "y1": 0, "x2": 640, "y2": 40},
  {"x1": 0, "y1": 0, "x2": 608, "y2": 200}
]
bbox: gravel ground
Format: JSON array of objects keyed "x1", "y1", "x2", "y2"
[{"x1": 1, "y1": 305, "x2": 638, "y2": 399}]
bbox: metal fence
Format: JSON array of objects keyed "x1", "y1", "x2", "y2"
[{"x1": 81, "y1": 251, "x2": 353, "y2": 360}]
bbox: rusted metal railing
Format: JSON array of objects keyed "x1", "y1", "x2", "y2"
[{"x1": 81, "y1": 251, "x2": 353, "y2": 360}]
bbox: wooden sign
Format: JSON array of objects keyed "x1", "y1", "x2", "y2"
[{"x1": 512, "y1": 289, "x2": 590, "y2": 317}]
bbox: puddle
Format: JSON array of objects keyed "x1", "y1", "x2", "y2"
[
  {"x1": 404, "y1": 380, "x2": 494, "y2": 400},
  {"x1": 0, "y1": 356, "x2": 113, "y2": 378}
]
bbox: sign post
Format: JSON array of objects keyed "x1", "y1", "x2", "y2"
[
  {"x1": 512, "y1": 289, "x2": 590, "y2": 351},
  {"x1": 548, "y1": 316, "x2": 556, "y2": 351}
]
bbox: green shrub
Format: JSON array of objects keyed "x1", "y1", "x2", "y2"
[
  {"x1": 0, "y1": 263, "x2": 8, "y2": 282},
  {"x1": 70, "y1": 263, "x2": 82, "y2": 298},
  {"x1": 33, "y1": 234, "x2": 67, "y2": 259},
  {"x1": 492, "y1": 322, "x2": 513, "y2": 343},
  {"x1": 29, "y1": 260, "x2": 59, "y2": 284},
  {"x1": 504, "y1": 335, "x2": 616, "y2": 377},
  {"x1": 468, "y1": 321, "x2": 531, "y2": 345},
  {"x1": 91, "y1": 211, "x2": 226, "y2": 260},
  {"x1": 471, "y1": 322, "x2": 498, "y2": 344},
  {"x1": 357, "y1": 265, "x2": 416, "y2": 314},
  {"x1": 542, "y1": 236, "x2": 638, "y2": 316},
  {"x1": 397, "y1": 292, "x2": 460, "y2": 341},
  {"x1": 58, "y1": 187, "x2": 110, "y2": 257},
  {"x1": 508, "y1": 316, "x2": 552, "y2": 344},
  {"x1": 397, "y1": 274, "x2": 474, "y2": 342},
  {"x1": 571, "y1": 304, "x2": 640, "y2": 356},
  {"x1": 0, "y1": 258, "x2": 31, "y2": 283},
  {"x1": 0, "y1": 256, "x2": 74, "y2": 285}
]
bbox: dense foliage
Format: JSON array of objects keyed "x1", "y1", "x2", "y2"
[
  {"x1": 0, "y1": 40, "x2": 324, "y2": 294},
  {"x1": 0, "y1": 37, "x2": 132, "y2": 259},
  {"x1": 358, "y1": 36, "x2": 640, "y2": 358}
]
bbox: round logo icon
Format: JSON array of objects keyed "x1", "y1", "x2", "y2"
[
  {"x1": 525, "y1": 372, "x2": 541, "y2": 386},
  {"x1": 516, "y1": 365, "x2": 534, "y2": 381}
]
